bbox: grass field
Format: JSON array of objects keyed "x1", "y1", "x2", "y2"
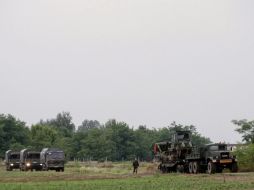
[{"x1": 0, "y1": 162, "x2": 254, "y2": 190}]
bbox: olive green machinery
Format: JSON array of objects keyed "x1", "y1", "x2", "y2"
[
  {"x1": 5, "y1": 150, "x2": 20, "y2": 171},
  {"x1": 20, "y1": 149, "x2": 43, "y2": 171},
  {"x1": 40, "y1": 148, "x2": 65, "y2": 172},
  {"x1": 154, "y1": 131, "x2": 238, "y2": 174}
]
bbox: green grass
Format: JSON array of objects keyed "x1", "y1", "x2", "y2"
[
  {"x1": 1, "y1": 174, "x2": 254, "y2": 190},
  {"x1": 0, "y1": 162, "x2": 254, "y2": 190}
]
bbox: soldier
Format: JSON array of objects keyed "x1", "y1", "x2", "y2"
[{"x1": 132, "y1": 158, "x2": 139, "y2": 174}]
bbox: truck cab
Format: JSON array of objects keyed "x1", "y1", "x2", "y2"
[
  {"x1": 20, "y1": 149, "x2": 43, "y2": 171},
  {"x1": 5, "y1": 150, "x2": 20, "y2": 171},
  {"x1": 201, "y1": 143, "x2": 238, "y2": 174}
]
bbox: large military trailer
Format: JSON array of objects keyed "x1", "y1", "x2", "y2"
[
  {"x1": 5, "y1": 150, "x2": 20, "y2": 171},
  {"x1": 40, "y1": 148, "x2": 65, "y2": 172},
  {"x1": 20, "y1": 149, "x2": 43, "y2": 171},
  {"x1": 154, "y1": 131, "x2": 238, "y2": 174}
]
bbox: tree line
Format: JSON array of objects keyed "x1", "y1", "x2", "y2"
[{"x1": 0, "y1": 112, "x2": 213, "y2": 161}]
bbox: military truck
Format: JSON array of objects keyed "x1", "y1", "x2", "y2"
[
  {"x1": 5, "y1": 150, "x2": 20, "y2": 171},
  {"x1": 40, "y1": 148, "x2": 65, "y2": 172},
  {"x1": 154, "y1": 131, "x2": 238, "y2": 174},
  {"x1": 186, "y1": 143, "x2": 238, "y2": 174},
  {"x1": 20, "y1": 149, "x2": 43, "y2": 171}
]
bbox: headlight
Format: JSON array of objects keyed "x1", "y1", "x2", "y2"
[
  {"x1": 40, "y1": 164, "x2": 43, "y2": 166},
  {"x1": 10, "y1": 164, "x2": 14, "y2": 166},
  {"x1": 26, "y1": 163, "x2": 31, "y2": 167}
]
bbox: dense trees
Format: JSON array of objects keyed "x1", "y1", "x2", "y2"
[
  {"x1": 0, "y1": 112, "x2": 211, "y2": 161},
  {"x1": 0, "y1": 114, "x2": 30, "y2": 157}
]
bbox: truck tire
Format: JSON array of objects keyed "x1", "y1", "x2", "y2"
[
  {"x1": 162, "y1": 166, "x2": 167, "y2": 173},
  {"x1": 192, "y1": 162, "x2": 199, "y2": 174},
  {"x1": 176, "y1": 165, "x2": 184, "y2": 173},
  {"x1": 188, "y1": 162, "x2": 193, "y2": 173},
  {"x1": 216, "y1": 167, "x2": 223, "y2": 173},
  {"x1": 207, "y1": 161, "x2": 216, "y2": 174},
  {"x1": 230, "y1": 163, "x2": 238, "y2": 173}
]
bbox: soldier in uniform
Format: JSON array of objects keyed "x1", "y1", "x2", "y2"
[{"x1": 132, "y1": 158, "x2": 139, "y2": 174}]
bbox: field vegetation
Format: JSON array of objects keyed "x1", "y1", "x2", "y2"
[{"x1": 0, "y1": 161, "x2": 254, "y2": 190}]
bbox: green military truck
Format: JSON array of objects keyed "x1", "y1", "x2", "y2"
[
  {"x1": 20, "y1": 149, "x2": 43, "y2": 171},
  {"x1": 5, "y1": 150, "x2": 20, "y2": 171},
  {"x1": 154, "y1": 131, "x2": 238, "y2": 174},
  {"x1": 186, "y1": 143, "x2": 238, "y2": 174},
  {"x1": 40, "y1": 148, "x2": 65, "y2": 172}
]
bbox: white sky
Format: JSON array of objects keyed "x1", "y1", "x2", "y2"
[{"x1": 0, "y1": 0, "x2": 253, "y2": 143}]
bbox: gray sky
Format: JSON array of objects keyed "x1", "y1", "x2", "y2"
[{"x1": 0, "y1": 0, "x2": 253, "y2": 143}]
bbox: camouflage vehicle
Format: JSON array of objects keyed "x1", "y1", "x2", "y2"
[
  {"x1": 40, "y1": 148, "x2": 65, "y2": 172},
  {"x1": 154, "y1": 131, "x2": 193, "y2": 173},
  {"x1": 20, "y1": 149, "x2": 43, "y2": 171},
  {"x1": 154, "y1": 131, "x2": 238, "y2": 174},
  {"x1": 5, "y1": 150, "x2": 20, "y2": 171}
]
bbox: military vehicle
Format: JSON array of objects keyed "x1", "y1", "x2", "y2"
[
  {"x1": 154, "y1": 131, "x2": 238, "y2": 174},
  {"x1": 20, "y1": 149, "x2": 43, "y2": 171},
  {"x1": 154, "y1": 131, "x2": 193, "y2": 173},
  {"x1": 186, "y1": 143, "x2": 238, "y2": 174},
  {"x1": 5, "y1": 150, "x2": 20, "y2": 171},
  {"x1": 40, "y1": 148, "x2": 65, "y2": 172}
]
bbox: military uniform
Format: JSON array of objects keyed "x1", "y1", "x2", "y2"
[{"x1": 133, "y1": 159, "x2": 139, "y2": 174}]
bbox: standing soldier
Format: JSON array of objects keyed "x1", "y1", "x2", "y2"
[{"x1": 133, "y1": 158, "x2": 139, "y2": 174}]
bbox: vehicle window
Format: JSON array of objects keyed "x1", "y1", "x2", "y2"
[
  {"x1": 10, "y1": 154, "x2": 20, "y2": 159},
  {"x1": 218, "y1": 145, "x2": 227, "y2": 151},
  {"x1": 177, "y1": 133, "x2": 189, "y2": 140},
  {"x1": 27, "y1": 153, "x2": 40, "y2": 159},
  {"x1": 209, "y1": 146, "x2": 218, "y2": 151},
  {"x1": 209, "y1": 145, "x2": 227, "y2": 151}
]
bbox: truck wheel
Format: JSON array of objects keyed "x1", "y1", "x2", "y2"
[
  {"x1": 230, "y1": 163, "x2": 238, "y2": 173},
  {"x1": 188, "y1": 162, "x2": 193, "y2": 173},
  {"x1": 216, "y1": 167, "x2": 223, "y2": 173},
  {"x1": 207, "y1": 161, "x2": 216, "y2": 174},
  {"x1": 162, "y1": 166, "x2": 167, "y2": 173},
  {"x1": 61, "y1": 168, "x2": 64, "y2": 172},
  {"x1": 192, "y1": 162, "x2": 199, "y2": 174},
  {"x1": 176, "y1": 165, "x2": 184, "y2": 173}
]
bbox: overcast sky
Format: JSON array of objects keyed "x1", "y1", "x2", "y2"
[{"x1": 0, "y1": 0, "x2": 253, "y2": 143}]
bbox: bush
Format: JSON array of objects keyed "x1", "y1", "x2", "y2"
[{"x1": 234, "y1": 144, "x2": 254, "y2": 172}]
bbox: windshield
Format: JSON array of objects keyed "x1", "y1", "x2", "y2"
[
  {"x1": 10, "y1": 154, "x2": 20, "y2": 159},
  {"x1": 48, "y1": 152, "x2": 64, "y2": 160},
  {"x1": 27, "y1": 153, "x2": 40, "y2": 159},
  {"x1": 177, "y1": 133, "x2": 189, "y2": 141},
  {"x1": 209, "y1": 145, "x2": 227, "y2": 151}
]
